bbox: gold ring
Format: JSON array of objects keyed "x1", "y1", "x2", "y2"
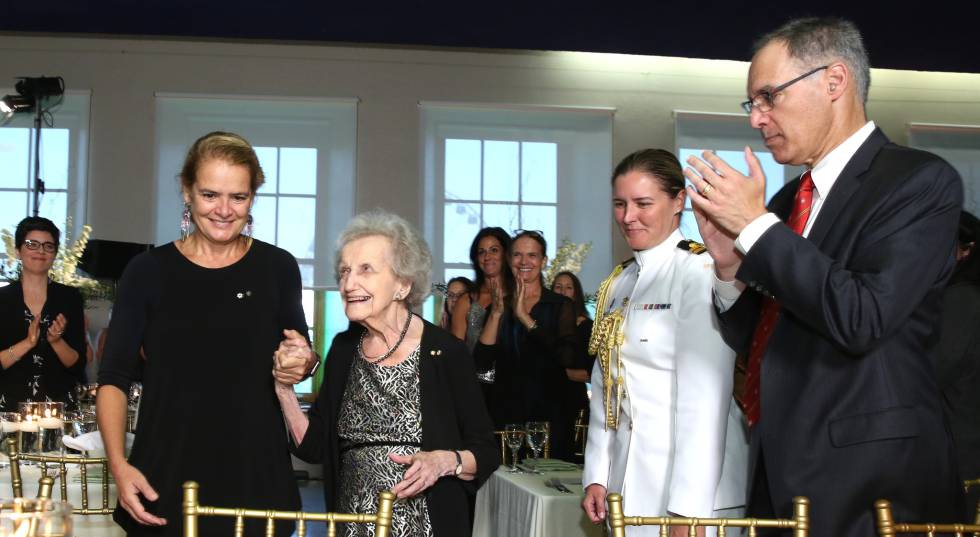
[{"x1": 702, "y1": 183, "x2": 714, "y2": 195}]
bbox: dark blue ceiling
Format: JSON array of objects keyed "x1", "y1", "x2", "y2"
[{"x1": 2, "y1": 1, "x2": 978, "y2": 74}]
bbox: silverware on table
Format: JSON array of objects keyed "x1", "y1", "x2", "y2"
[{"x1": 545, "y1": 477, "x2": 573, "y2": 494}]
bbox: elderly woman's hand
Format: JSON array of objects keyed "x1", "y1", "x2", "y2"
[
  {"x1": 389, "y1": 450, "x2": 457, "y2": 499},
  {"x1": 272, "y1": 329, "x2": 314, "y2": 385}
]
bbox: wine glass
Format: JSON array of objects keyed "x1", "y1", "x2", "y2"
[
  {"x1": 525, "y1": 421, "x2": 548, "y2": 464},
  {"x1": 503, "y1": 424, "x2": 525, "y2": 473}
]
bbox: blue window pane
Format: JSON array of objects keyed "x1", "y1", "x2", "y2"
[
  {"x1": 483, "y1": 141, "x2": 519, "y2": 202},
  {"x1": 444, "y1": 267, "x2": 474, "y2": 284},
  {"x1": 39, "y1": 129, "x2": 69, "y2": 190},
  {"x1": 250, "y1": 195, "x2": 277, "y2": 245},
  {"x1": 298, "y1": 263, "x2": 314, "y2": 288},
  {"x1": 279, "y1": 148, "x2": 317, "y2": 195},
  {"x1": 38, "y1": 191, "x2": 67, "y2": 230},
  {"x1": 521, "y1": 142, "x2": 557, "y2": 203},
  {"x1": 444, "y1": 203, "x2": 481, "y2": 264},
  {"x1": 520, "y1": 205, "x2": 557, "y2": 260},
  {"x1": 482, "y1": 203, "x2": 519, "y2": 232},
  {"x1": 421, "y1": 295, "x2": 435, "y2": 324},
  {"x1": 0, "y1": 128, "x2": 30, "y2": 189},
  {"x1": 445, "y1": 139, "x2": 481, "y2": 201},
  {"x1": 277, "y1": 197, "x2": 316, "y2": 259},
  {"x1": 679, "y1": 148, "x2": 784, "y2": 209},
  {"x1": 680, "y1": 210, "x2": 703, "y2": 244},
  {"x1": 254, "y1": 147, "x2": 278, "y2": 194},
  {"x1": 324, "y1": 290, "x2": 350, "y2": 345},
  {"x1": 0, "y1": 192, "x2": 28, "y2": 236}
]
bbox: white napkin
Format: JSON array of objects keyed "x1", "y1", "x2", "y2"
[{"x1": 62, "y1": 431, "x2": 134, "y2": 452}]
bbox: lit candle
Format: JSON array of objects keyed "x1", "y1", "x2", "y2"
[
  {"x1": 19, "y1": 420, "x2": 38, "y2": 433},
  {"x1": 38, "y1": 417, "x2": 62, "y2": 429}
]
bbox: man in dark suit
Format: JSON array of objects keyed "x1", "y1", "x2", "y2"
[{"x1": 685, "y1": 17, "x2": 963, "y2": 536}]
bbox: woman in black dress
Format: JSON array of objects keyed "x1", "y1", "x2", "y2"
[
  {"x1": 97, "y1": 131, "x2": 316, "y2": 536},
  {"x1": 475, "y1": 231, "x2": 578, "y2": 460},
  {"x1": 550, "y1": 270, "x2": 593, "y2": 446},
  {"x1": 0, "y1": 217, "x2": 86, "y2": 411}
]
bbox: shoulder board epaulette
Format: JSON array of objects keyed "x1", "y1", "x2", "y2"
[{"x1": 677, "y1": 239, "x2": 707, "y2": 255}]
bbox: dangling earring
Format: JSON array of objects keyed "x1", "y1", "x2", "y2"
[
  {"x1": 180, "y1": 203, "x2": 191, "y2": 241},
  {"x1": 244, "y1": 214, "x2": 254, "y2": 237}
]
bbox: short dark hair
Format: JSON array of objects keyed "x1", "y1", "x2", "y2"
[
  {"x1": 15, "y1": 216, "x2": 60, "y2": 248},
  {"x1": 552, "y1": 270, "x2": 589, "y2": 319},
  {"x1": 447, "y1": 276, "x2": 474, "y2": 294},
  {"x1": 755, "y1": 17, "x2": 871, "y2": 104},
  {"x1": 611, "y1": 148, "x2": 685, "y2": 198},
  {"x1": 468, "y1": 227, "x2": 515, "y2": 296},
  {"x1": 179, "y1": 131, "x2": 266, "y2": 194}
]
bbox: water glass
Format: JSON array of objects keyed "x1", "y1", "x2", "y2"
[
  {"x1": 0, "y1": 413, "x2": 20, "y2": 468},
  {"x1": 503, "y1": 424, "x2": 525, "y2": 472},
  {"x1": 0, "y1": 498, "x2": 73, "y2": 536},
  {"x1": 525, "y1": 421, "x2": 549, "y2": 461}
]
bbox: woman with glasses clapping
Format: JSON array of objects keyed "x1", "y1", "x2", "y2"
[{"x1": 0, "y1": 217, "x2": 86, "y2": 411}]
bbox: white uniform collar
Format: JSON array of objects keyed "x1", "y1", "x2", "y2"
[{"x1": 633, "y1": 228, "x2": 684, "y2": 269}]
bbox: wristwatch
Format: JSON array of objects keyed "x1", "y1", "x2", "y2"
[
  {"x1": 453, "y1": 450, "x2": 463, "y2": 476},
  {"x1": 301, "y1": 356, "x2": 321, "y2": 381}
]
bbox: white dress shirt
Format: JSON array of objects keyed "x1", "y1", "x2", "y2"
[{"x1": 714, "y1": 121, "x2": 877, "y2": 310}]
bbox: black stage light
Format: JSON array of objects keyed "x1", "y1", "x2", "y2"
[
  {"x1": 0, "y1": 76, "x2": 64, "y2": 123},
  {"x1": 0, "y1": 94, "x2": 33, "y2": 121}
]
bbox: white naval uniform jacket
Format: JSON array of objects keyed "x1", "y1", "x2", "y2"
[{"x1": 583, "y1": 229, "x2": 748, "y2": 527}]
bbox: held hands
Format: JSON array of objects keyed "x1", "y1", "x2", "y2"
[
  {"x1": 272, "y1": 329, "x2": 313, "y2": 385},
  {"x1": 46, "y1": 314, "x2": 67, "y2": 344},
  {"x1": 112, "y1": 461, "x2": 166, "y2": 526},
  {"x1": 389, "y1": 450, "x2": 456, "y2": 499},
  {"x1": 582, "y1": 483, "x2": 607, "y2": 523}
]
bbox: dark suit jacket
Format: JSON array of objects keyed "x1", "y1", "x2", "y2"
[
  {"x1": 718, "y1": 128, "x2": 964, "y2": 536},
  {"x1": 292, "y1": 318, "x2": 499, "y2": 537}
]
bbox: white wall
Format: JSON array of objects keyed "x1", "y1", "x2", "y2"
[{"x1": 2, "y1": 34, "x2": 979, "y2": 265}]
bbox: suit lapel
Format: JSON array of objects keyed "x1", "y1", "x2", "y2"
[{"x1": 806, "y1": 128, "x2": 890, "y2": 248}]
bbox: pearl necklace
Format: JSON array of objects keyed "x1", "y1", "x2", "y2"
[{"x1": 358, "y1": 312, "x2": 414, "y2": 364}]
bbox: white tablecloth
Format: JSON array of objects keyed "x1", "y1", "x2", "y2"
[
  {"x1": 0, "y1": 462, "x2": 123, "y2": 536},
  {"x1": 474, "y1": 466, "x2": 604, "y2": 537}
]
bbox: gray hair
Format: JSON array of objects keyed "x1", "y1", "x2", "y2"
[
  {"x1": 755, "y1": 17, "x2": 871, "y2": 104},
  {"x1": 335, "y1": 209, "x2": 432, "y2": 308}
]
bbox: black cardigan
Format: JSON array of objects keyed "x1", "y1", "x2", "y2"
[{"x1": 292, "y1": 318, "x2": 500, "y2": 536}]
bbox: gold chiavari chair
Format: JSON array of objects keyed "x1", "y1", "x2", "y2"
[
  {"x1": 573, "y1": 409, "x2": 588, "y2": 458},
  {"x1": 965, "y1": 479, "x2": 980, "y2": 525},
  {"x1": 606, "y1": 493, "x2": 810, "y2": 537},
  {"x1": 5, "y1": 437, "x2": 114, "y2": 515},
  {"x1": 875, "y1": 499, "x2": 980, "y2": 537},
  {"x1": 182, "y1": 481, "x2": 395, "y2": 537}
]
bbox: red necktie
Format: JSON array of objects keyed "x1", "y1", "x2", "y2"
[{"x1": 742, "y1": 171, "x2": 815, "y2": 427}]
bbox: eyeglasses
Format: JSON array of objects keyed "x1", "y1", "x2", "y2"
[
  {"x1": 740, "y1": 65, "x2": 828, "y2": 114},
  {"x1": 22, "y1": 239, "x2": 58, "y2": 253}
]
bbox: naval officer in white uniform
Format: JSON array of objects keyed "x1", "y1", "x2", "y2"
[{"x1": 582, "y1": 149, "x2": 748, "y2": 536}]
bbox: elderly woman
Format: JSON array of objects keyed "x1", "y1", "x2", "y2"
[
  {"x1": 474, "y1": 230, "x2": 578, "y2": 460},
  {"x1": 97, "y1": 131, "x2": 314, "y2": 536},
  {"x1": 0, "y1": 216, "x2": 86, "y2": 411},
  {"x1": 581, "y1": 149, "x2": 747, "y2": 536},
  {"x1": 274, "y1": 210, "x2": 498, "y2": 537}
]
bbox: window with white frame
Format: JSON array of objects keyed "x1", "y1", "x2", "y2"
[
  {"x1": 674, "y1": 110, "x2": 803, "y2": 243},
  {"x1": 154, "y1": 94, "x2": 357, "y2": 393},
  {"x1": 421, "y1": 103, "x2": 614, "y2": 291},
  {"x1": 908, "y1": 123, "x2": 980, "y2": 216},
  {"x1": 0, "y1": 91, "x2": 90, "y2": 246}
]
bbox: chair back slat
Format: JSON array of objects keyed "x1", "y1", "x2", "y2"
[
  {"x1": 5, "y1": 437, "x2": 113, "y2": 514},
  {"x1": 182, "y1": 481, "x2": 395, "y2": 536},
  {"x1": 607, "y1": 492, "x2": 809, "y2": 537},
  {"x1": 875, "y1": 499, "x2": 980, "y2": 536}
]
